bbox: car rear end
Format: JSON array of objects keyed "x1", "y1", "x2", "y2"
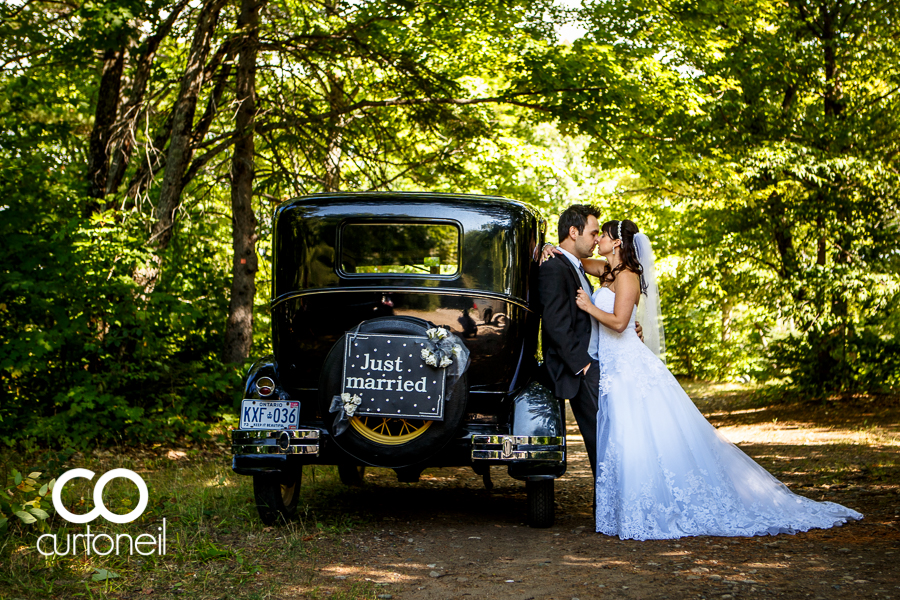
[{"x1": 231, "y1": 193, "x2": 565, "y2": 526}]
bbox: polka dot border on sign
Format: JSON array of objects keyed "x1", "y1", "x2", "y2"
[{"x1": 342, "y1": 332, "x2": 446, "y2": 420}]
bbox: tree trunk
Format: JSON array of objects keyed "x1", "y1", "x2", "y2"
[
  {"x1": 149, "y1": 0, "x2": 228, "y2": 250},
  {"x1": 323, "y1": 72, "x2": 346, "y2": 192},
  {"x1": 86, "y1": 48, "x2": 126, "y2": 204},
  {"x1": 126, "y1": 112, "x2": 174, "y2": 201},
  {"x1": 106, "y1": 0, "x2": 191, "y2": 198},
  {"x1": 323, "y1": 123, "x2": 343, "y2": 192},
  {"x1": 223, "y1": 0, "x2": 262, "y2": 364}
]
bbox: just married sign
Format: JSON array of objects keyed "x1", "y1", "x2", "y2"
[{"x1": 341, "y1": 332, "x2": 446, "y2": 420}]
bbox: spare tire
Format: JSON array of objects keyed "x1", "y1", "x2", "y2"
[{"x1": 318, "y1": 316, "x2": 468, "y2": 468}]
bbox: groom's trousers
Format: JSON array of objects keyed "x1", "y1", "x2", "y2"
[{"x1": 569, "y1": 358, "x2": 600, "y2": 478}]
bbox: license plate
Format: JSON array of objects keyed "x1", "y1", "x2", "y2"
[{"x1": 240, "y1": 400, "x2": 300, "y2": 429}]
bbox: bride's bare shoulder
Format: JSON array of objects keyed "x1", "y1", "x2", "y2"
[{"x1": 618, "y1": 269, "x2": 641, "y2": 289}]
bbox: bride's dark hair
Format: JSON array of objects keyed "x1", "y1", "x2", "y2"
[{"x1": 599, "y1": 219, "x2": 647, "y2": 295}]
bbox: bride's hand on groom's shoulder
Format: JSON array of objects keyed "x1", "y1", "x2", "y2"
[
  {"x1": 538, "y1": 243, "x2": 562, "y2": 264},
  {"x1": 575, "y1": 288, "x2": 591, "y2": 311}
]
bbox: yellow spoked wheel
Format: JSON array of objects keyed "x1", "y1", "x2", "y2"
[{"x1": 349, "y1": 416, "x2": 433, "y2": 445}]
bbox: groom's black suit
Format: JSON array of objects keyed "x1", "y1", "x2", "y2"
[{"x1": 538, "y1": 255, "x2": 601, "y2": 477}]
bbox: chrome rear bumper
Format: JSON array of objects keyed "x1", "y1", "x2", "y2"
[
  {"x1": 232, "y1": 429, "x2": 321, "y2": 456},
  {"x1": 471, "y1": 435, "x2": 564, "y2": 461}
]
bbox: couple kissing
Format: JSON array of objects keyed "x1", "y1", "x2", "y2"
[{"x1": 537, "y1": 204, "x2": 861, "y2": 540}]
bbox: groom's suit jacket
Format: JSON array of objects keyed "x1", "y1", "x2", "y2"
[{"x1": 538, "y1": 255, "x2": 593, "y2": 400}]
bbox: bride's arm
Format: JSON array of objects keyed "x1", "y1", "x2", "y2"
[
  {"x1": 579, "y1": 257, "x2": 606, "y2": 277},
  {"x1": 574, "y1": 272, "x2": 641, "y2": 333}
]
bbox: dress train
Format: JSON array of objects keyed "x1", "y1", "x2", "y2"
[{"x1": 591, "y1": 287, "x2": 862, "y2": 540}]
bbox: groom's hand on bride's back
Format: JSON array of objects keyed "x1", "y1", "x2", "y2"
[{"x1": 635, "y1": 320, "x2": 644, "y2": 341}]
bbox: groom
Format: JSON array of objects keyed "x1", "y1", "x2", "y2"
[{"x1": 537, "y1": 205, "x2": 602, "y2": 479}]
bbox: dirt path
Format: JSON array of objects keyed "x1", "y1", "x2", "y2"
[
  {"x1": 4, "y1": 387, "x2": 896, "y2": 600},
  {"x1": 288, "y1": 391, "x2": 900, "y2": 600}
]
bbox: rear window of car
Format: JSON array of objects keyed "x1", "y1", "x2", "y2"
[{"x1": 340, "y1": 221, "x2": 460, "y2": 276}]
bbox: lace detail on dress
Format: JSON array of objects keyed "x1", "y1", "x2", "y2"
[
  {"x1": 591, "y1": 287, "x2": 862, "y2": 540},
  {"x1": 591, "y1": 288, "x2": 669, "y2": 398}
]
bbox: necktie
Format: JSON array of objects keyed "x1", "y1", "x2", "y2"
[{"x1": 579, "y1": 265, "x2": 594, "y2": 293}]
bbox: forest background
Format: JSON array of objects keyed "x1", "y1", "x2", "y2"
[{"x1": 1, "y1": 0, "x2": 898, "y2": 449}]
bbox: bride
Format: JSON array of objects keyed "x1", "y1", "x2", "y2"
[{"x1": 548, "y1": 219, "x2": 862, "y2": 539}]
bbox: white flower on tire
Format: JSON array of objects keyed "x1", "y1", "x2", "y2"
[
  {"x1": 421, "y1": 348, "x2": 438, "y2": 366},
  {"x1": 425, "y1": 327, "x2": 449, "y2": 341},
  {"x1": 341, "y1": 392, "x2": 362, "y2": 417}
]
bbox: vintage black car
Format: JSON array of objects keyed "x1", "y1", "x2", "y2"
[{"x1": 231, "y1": 192, "x2": 566, "y2": 527}]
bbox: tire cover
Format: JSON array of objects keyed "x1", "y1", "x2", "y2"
[{"x1": 318, "y1": 316, "x2": 469, "y2": 468}]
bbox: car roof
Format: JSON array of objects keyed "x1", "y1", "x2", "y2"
[
  {"x1": 271, "y1": 191, "x2": 543, "y2": 308},
  {"x1": 276, "y1": 191, "x2": 537, "y2": 215}
]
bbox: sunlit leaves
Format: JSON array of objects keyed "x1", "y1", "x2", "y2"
[{"x1": 543, "y1": 0, "x2": 900, "y2": 391}]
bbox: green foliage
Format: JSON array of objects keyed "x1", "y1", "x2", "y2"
[
  {"x1": 0, "y1": 157, "x2": 241, "y2": 447},
  {"x1": 521, "y1": 0, "x2": 900, "y2": 394},
  {"x1": 0, "y1": 0, "x2": 566, "y2": 447},
  {"x1": 0, "y1": 469, "x2": 54, "y2": 535},
  {"x1": 767, "y1": 298, "x2": 900, "y2": 396},
  {"x1": 2, "y1": 0, "x2": 898, "y2": 458}
]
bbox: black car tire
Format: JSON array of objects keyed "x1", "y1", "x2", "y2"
[
  {"x1": 526, "y1": 479, "x2": 555, "y2": 528},
  {"x1": 338, "y1": 464, "x2": 366, "y2": 486},
  {"x1": 253, "y1": 470, "x2": 301, "y2": 525},
  {"x1": 319, "y1": 316, "x2": 468, "y2": 468}
]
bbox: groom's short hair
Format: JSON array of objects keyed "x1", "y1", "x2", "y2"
[{"x1": 558, "y1": 204, "x2": 600, "y2": 242}]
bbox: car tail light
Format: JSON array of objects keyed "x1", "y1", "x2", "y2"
[{"x1": 256, "y1": 377, "x2": 275, "y2": 397}]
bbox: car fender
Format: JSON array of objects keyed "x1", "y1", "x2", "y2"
[
  {"x1": 506, "y1": 382, "x2": 567, "y2": 480},
  {"x1": 244, "y1": 356, "x2": 289, "y2": 400},
  {"x1": 511, "y1": 382, "x2": 563, "y2": 438}
]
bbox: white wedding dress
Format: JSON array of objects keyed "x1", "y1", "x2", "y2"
[{"x1": 591, "y1": 286, "x2": 862, "y2": 540}]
